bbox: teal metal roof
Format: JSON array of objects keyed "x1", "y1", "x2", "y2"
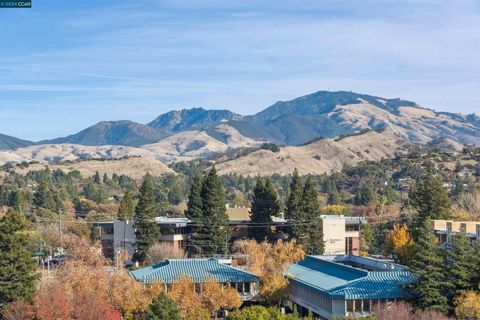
[
  {"x1": 130, "y1": 258, "x2": 260, "y2": 284},
  {"x1": 286, "y1": 256, "x2": 415, "y2": 300}
]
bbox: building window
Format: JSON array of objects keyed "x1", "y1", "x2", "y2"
[
  {"x1": 194, "y1": 283, "x2": 201, "y2": 293},
  {"x1": 355, "y1": 300, "x2": 362, "y2": 312},
  {"x1": 363, "y1": 299, "x2": 371, "y2": 312},
  {"x1": 346, "y1": 300, "x2": 354, "y2": 312},
  {"x1": 236, "y1": 282, "x2": 245, "y2": 293},
  {"x1": 346, "y1": 237, "x2": 353, "y2": 254},
  {"x1": 102, "y1": 226, "x2": 113, "y2": 235}
]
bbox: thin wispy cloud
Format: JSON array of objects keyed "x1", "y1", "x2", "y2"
[{"x1": 0, "y1": 0, "x2": 478, "y2": 140}]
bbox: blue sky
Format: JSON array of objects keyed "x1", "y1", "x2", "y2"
[{"x1": 0, "y1": 0, "x2": 479, "y2": 141}]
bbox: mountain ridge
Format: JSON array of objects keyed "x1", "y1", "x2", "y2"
[
  {"x1": 2, "y1": 90, "x2": 479, "y2": 155},
  {"x1": 0, "y1": 133, "x2": 34, "y2": 150}
]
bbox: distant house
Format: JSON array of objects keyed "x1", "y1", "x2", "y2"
[
  {"x1": 130, "y1": 258, "x2": 260, "y2": 301},
  {"x1": 284, "y1": 255, "x2": 415, "y2": 319}
]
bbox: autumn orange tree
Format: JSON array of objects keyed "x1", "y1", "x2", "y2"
[
  {"x1": 201, "y1": 276, "x2": 242, "y2": 315},
  {"x1": 233, "y1": 239, "x2": 305, "y2": 304},
  {"x1": 385, "y1": 223, "x2": 414, "y2": 265},
  {"x1": 2, "y1": 236, "x2": 160, "y2": 320},
  {"x1": 56, "y1": 237, "x2": 161, "y2": 320},
  {"x1": 167, "y1": 276, "x2": 209, "y2": 320},
  {"x1": 167, "y1": 275, "x2": 242, "y2": 319}
]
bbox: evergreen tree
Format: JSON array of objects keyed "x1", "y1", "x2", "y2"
[
  {"x1": 103, "y1": 173, "x2": 110, "y2": 184},
  {"x1": 406, "y1": 222, "x2": 449, "y2": 313},
  {"x1": 249, "y1": 178, "x2": 279, "y2": 242},
  {"x1": 327, "y1": 187, "x2": 340, "y2": 205},
  {"x1": 185, "y1": 175, "x2": 203, "y2": 256},
  {"x1": 202, "y1": 167, "x2": 230, "y2": 255},
  {"x1": 0, "y1": 208, "x2": 39, "y2": 305},
  {"x1": 134, "y1": 174, "x2": 160, "y2": 263},
  {"x1": 447, "y1": 234, "x2": 480, "y2": 296},
  {"x1": 354, "y1": 182, "x2": 376, "y2": 205},
  {"x1": 118, "y1": 190, "x2": 135, "y2": 221},
  {"x1": 93, "y1": 171, "x2": 102, "y2": 184},
  {"x1": 410, "y1": 172, "x2": 451, "y2": 239},
  {"x1": 83, "y1": 181, "x2": 107, "y2": 204},
  {"x1": 190, "y1": 167, "x2": 230, "y2": 256},
  {"x1": 451, "y1": 179, "x2": 465, "y2": 197},
  {"x1": 301, "y1": 176, "x2": 324, "y2": 255},
  {"x1": 139, "y1": 291, "x2": 181, "y2": 320},
  {"x1": 8, "y1": 190, "x2": 25, "y2": 210},
  {"x1": 53, "y1": 192, "x2": 65, "y2": 213},
  {"x1": 33, "y1": 181, "x2": 56, "y2": 211},
  {"x1": 286, "y1": 169, "x2": 305, "y2": 242},
  {"x1": 185, "y1": 175, "x2": 203, "y2": 221}
]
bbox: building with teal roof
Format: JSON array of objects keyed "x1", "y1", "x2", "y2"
[
  {"x1": 284, "y1": 255, "x2": 415, "y2": 319},
  {"x1": 130, "y1": 258, "x2": 260, "y2": 301}
]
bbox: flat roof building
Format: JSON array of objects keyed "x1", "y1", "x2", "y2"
[
  {"x1": 432, "y1": 219, "x2": 480, "y2": 245},
  {"x1": 284, "y1": 255, "x2": 415, "y2": 319}
]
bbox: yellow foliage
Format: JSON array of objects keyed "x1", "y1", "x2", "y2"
[
  {"x1": 385, "y1": 224, "x2": 414, "y2": 265},
  {"x1": 452, "y1": 209, "x2": 472, "y2": 221},
  {"x1": 56, "y1": 237, "x2": 159, "y2": 320},
  {"x1": 322, "y1": 204, "x2": 347, "y2": 215},
  {"x1": 106, "y1": 270, "x2": 161, "y2": 319},
  {"x1": 455, "y1": 290, "x2": 480, "y2": 320},
  {"x1": 168, "y1": 276, "x2": 209, "y2": 320},
  {"x1": 201, "y1": 276, "x2": 242, "y2": 314},
  {"x1": 233, "y1": 239, "x2": 305, "y2": 304},
  {"x1": 167, "y1": 275, "x2": 242, "y2": 318}
]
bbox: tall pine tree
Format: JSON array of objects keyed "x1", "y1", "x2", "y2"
[
  {"x1": 0, "y1": 208, "x2": 39, "y2": 305},
  {"x1": 93, "y1": 171, "x2": 102, "y2": 184},
  {"x1": 201, "y1": 167, "x2": 230, "y2": 255},
  {"x1": 406, "y1": 222, "x2": 449, "y2": 313},
  {"x1": 134, "y1": 174, "x2": 159, "y2": 263},
  {"x1": 33, "y1": 181, "x2": 56, "y2": 211},
  {"x1": 301, "y1": 176, "x2": 324, "y2": 255},
  {"x1": 103, "y1": 173, "x2": 110, "y2": 185},
  {"x1": 189, "y1": 168, "x2": 230, "y2": 256},
  {"x1": 286, "y1": 169, "x2": 305, "y2": 242},
  {"x1": 185, "y1": 176, "x2": 203, "y2": 221},
  {"x1": 410, "y1": 172, "x2": 451, "y2": 239},
  {"x1": 249, "y1": 178, "x2": 279, "y2": 242},
  {"x1": 447, "y1": 234, "x2": 480, "y2": 298},
  {"x1": 118, "y1": 189, "x2": 135, "y2": 221},
  {"x1": 185, "y1": 175, "x2": 204, "y2": 256}
]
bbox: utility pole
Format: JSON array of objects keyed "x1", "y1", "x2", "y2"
[
  {"x1": 58, "y1": 216, "x2": 63, "y2": 247},
  {"x1": 358, "y1": 217, "x2": 362, "y2": 256}
]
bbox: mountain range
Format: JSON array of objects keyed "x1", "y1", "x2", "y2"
[{"x1": 1, "y1": 90, "x2": 479, "y2": 174}]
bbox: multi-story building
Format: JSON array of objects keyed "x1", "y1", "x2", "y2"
[
  {"x1": 432, "y1": 219, "x2": 480, "y2": 245},
  {"x1": 284, "y1": 255, "x2": 415, "y2": 319},
  {"x1": 322, "y1": 215, "x2": 364, "y2": 256},
  {"x1": 94, "y1": 217, "x2": 191, "y2": 261},
  {"x1": 93, "y1": 220, "x2": 136, "y2": 260},
  {"x1": 95, "y1": 211, "x2": 366, "y2": 260}
]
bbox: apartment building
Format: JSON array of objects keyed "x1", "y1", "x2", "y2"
[
  {"x1": 432, "y1": 219, "x2": 480, "y2": 245},
  {"x1": 95, "y1": 211, "x2": 366, "y2": 260}
]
